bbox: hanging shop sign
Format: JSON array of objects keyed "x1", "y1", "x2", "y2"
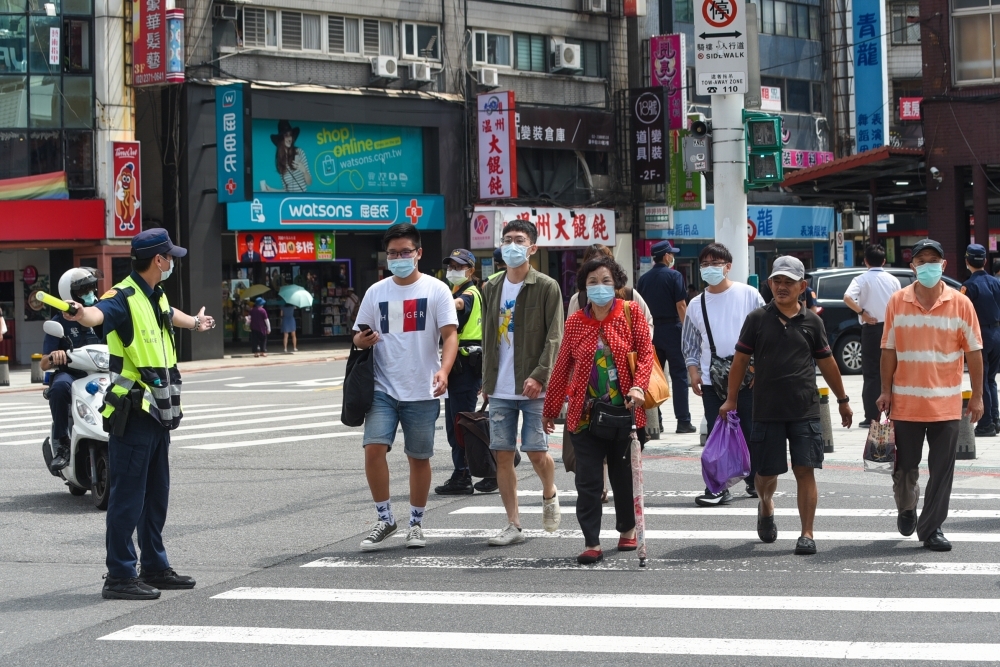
[
  {"x1": 852, "y1": 1, "x2": 888, "y2": 153},
  {"x1": 650, "y1": 34, "x2": 687, "y2": 130},
  {"x1": 473, "y1": 206, "x2": 616, "y2": 248},
  {"x1": 109, "y1": 141, "x2": 142, "y2": 239},
  {"x1": 782, "y1": 149, "x2": 835, "y2": 170},
  {"x1": 761, "y1": 86, "x2": 782, "y2": 111},
  {"x1": 647, "y1": 204, "x2": 833, "y2": 240},
  {"x1": 236, "y1": 231, "x2": 335, "y2": 263},
  {"x1": 644, "y1": 204, "x2": 672, "y2": 231},
  {"x1": 133, "y1": 0, "x2": 183, "y2": 86},
  {"x1": 668, "y1": 127, "x2": 705, "y2": 211},
  {"x1": 514, "y1": 107, "x2": 613, "y2": 151},
  {"x1": 631, "y1": 88, "x2": 667, "y2": 185},
  {"x1": 470, "y1": 209, "x2": 501, "y2": 250},
  {"x1": 252, "y1": 119, "x2": 424, "y2": 195},
  {"x1": 165, "y1": 9, "x2": 185, "y2": 83},
  {"x1": 215, "y1": 83, "x2": 252, "y2": 204},
  {"x1": 478, "y1": 91, "x2": 517, "y2": 199},
  {"x1": 899, "y1": 97, "x2": 922, "y2": 121},
  {"x1": 227, "y1": 193, "x2": 445, "y2": 231}
]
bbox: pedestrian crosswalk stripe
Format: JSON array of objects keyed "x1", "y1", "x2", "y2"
[
  {"x1": 184, "y1": 389, "x2": 326, "y2": 394},
  {"x1": 182, "y1": 404, "x2": 263, "y2": 414},
  {"x1": 172, "y1": 420, "x2": 346, "y2": 442},
  {"x1": 302, "y1": 556, "x2": 1000, "y2": 575},
  {"x1": 179, "y1": 376, "x2": 244, "y2": 384},
  {"x1": 176, "y1": 410, "x2": 340, "y2": 432},
  {"x1": 404, "y1": 528, "x2": 1000, "y2": 542},
  {"x1": 182, "y1": 431, "x2": 358, "y2": 450},
  {"x1": 513, "y1": 490, "x2": 786, "y2": 498},
  {"x1": 97, "y1": 625, "x2": 1000, "y2": 660},
  {"x1": 212, "y1": 587, "x2": 1000, "y2": 612},
  {"x1": 450, "y1": 507, "x2": 1000, "y2": 518},
  {"x1": 180, "y1": 405, "x2": 322, "y2": 422},
  {"x1": 0, "y1": 412, "x2": 56, "y2": 425}
]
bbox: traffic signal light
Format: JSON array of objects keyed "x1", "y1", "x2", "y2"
[{"x1": 743, "y1": 110, "x2": 783, "y2": 190}]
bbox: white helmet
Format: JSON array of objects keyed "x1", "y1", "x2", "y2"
[{"x1": 58, "y1": 267, "x2": 100, "y2": 303}]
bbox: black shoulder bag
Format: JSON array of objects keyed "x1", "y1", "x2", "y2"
[
  {"x1": 341, "y1": 343, "x2": 375, "y2": 427},
  {"x1": 700, "y1": 294, "x2": 754, "y2": 401}
]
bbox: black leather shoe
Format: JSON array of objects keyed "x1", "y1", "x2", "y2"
[
  {"x1": 975, "y1": 425, "x2": 997, "y2": 437},
  {"x1": 897, "y1": 509, "x2": 917, "y2": 536},
  {"x1": 924, "y1": 530, "x2": 952, "y2": 551},
  {"x1": 138, "y1": 567, "x2": 196, "y2": 590},
  {"x1": 434, "y1": 471, "x2": 474, "y2": 495},
  {"x1": 676, "y1": 421, "x2": 697, "y2": 434},
  {"x1": 474, "y1": 477, "x2": 499, "y2": 493},
  {"x1": 49, "y1": 436, "x2": 71, "y2": 471},
  {"x1": 102, "y1": 575, "x2": 161, "y2": 600},
  {"x1": 859, "y1": 419, "x2": 872, "y2": 429}
]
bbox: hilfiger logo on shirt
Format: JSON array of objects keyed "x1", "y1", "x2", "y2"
[{"x1": 378, "y1": 299, "x2": 428, "y2": 333}]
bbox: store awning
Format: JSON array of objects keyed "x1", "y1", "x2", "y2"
[{"x1": 780, "y1": 146, "x2": 926, "y2": 215}]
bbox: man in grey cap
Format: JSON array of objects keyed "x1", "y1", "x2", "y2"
[{"x1": 722, "y1": 256, "x2": 853, "y2": 555}]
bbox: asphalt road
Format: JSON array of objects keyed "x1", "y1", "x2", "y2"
[{"x1": 3, "y1": 361, "x2": 1000, "y2": 665}]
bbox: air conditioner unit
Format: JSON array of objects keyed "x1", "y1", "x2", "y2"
[
  {"x1": 213, "y1": 3, "x2": 238, "y2": 20},
  {"x1": 410, "y1": 62, "x2": 433, "y2": 83},
  {"x1": 552, "y1": 43, "x2": 582, "y2": 73},
  {"x1": 371, "y1": 55, "x2": 399, "y2": 79},
  {"x1": 582, "y1": 0, "x2": 608, "y2": 13},
  {"x1": 477, "y1": 67, "x2": 499, "y2": 88}
]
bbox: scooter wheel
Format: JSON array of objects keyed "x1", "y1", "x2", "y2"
[{"x1": 68, "y1": 485, "x2": 87, "y2": 496}]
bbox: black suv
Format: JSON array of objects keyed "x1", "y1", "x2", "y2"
[{"x1": 809, "y1": 267, "x2": 963, "y2": 374}]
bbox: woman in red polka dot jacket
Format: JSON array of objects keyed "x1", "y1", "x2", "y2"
[{"x1": 543, "y1": 255, "x2": 655, "y2": 565}]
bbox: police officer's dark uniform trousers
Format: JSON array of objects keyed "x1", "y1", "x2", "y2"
[
  {"x1": 445, "y1": 279, "x2": 483, "y2": 474},
  {"x1": 962, "y1": 250, "x2": 1000, "y2": 434}
]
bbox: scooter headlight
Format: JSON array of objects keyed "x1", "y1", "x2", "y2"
[
  {"x1": 75, "y1": 399, "x2": 98, "y2": 425},
  {"x1": 87, "y1": 349, "x2": 110, "y2": 371}
]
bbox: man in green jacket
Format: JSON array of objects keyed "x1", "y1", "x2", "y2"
[{"x1": 481, "y1": 220, "x2": 565, "y2": 546}]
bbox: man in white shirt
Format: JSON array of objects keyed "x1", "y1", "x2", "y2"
[
  {"x1": 352, "y1": 223, "x2": 459, "y2": 551},
  {"x1": 682, "y1": 243, "x2": 765, "y2": 506},
  {"x1": 844, "y1": 245, "x2": 901, "y2": 428}
]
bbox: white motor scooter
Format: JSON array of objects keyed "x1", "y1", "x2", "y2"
[{"x1": 41, "y1": 319, "x2": 112, "y2": 510}]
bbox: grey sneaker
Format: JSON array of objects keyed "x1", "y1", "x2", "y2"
[
  {"x1": 542, "y1": 493, "x2": 562, "y2": 532},
  {"x1": 404, "y1": 523, "x2": 426, "y2": 548},
  {"x1": 360, "y1": 520, "x2": 397, "y2": 551},
  {"x1": 488, "y1": 522, "x2": 525, "y2": 546}
]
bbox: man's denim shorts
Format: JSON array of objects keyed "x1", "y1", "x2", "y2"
[
  {"x1": 363, "y1": 391, "x2": 440, "y2": 460},
  {"x1": 488, "y1": 397, "x2": 549, "y2": 452}
]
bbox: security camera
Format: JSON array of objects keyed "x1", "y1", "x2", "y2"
[{"x1": 929, "y1": 167, "x2": 943, "y2": 183}]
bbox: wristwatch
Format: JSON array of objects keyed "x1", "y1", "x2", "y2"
[
  {"x1": 837, "y1": 395, "x2": 851, "y2": 404},
  {"x1": 191, "y1": 315, "x2": 201, "y2": 331}
]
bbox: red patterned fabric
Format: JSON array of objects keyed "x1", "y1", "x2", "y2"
[{"x1": 543, "y1": 299, "x2": 655, "y2": 432}]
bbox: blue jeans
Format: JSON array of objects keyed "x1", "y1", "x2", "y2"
[
  {"x1": 488, "y1": 397, "x2": 548, "y2": 452},
  {"x1": 362, "y1": 391, "x2": 440, "y2": 459},
  {"x1": 48, "y1": 371, "x2": 73, "y2": 440}
]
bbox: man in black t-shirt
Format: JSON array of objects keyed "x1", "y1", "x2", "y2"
[{"x1": 720, "y1": 256, "x2": 853, "y2": 556}]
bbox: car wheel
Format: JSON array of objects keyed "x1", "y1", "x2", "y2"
[{"x1": 835, "y1": 334, "x2": 863, "y2": 375}]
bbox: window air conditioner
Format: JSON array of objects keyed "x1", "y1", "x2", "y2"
[
  {"x1": 478, "y1": 67, "x2": 499, "y2": 88},
  {"x1": 214, "y1": 4, "x2": 238, "y2": 20},
  {"x1": 410, "y1": 62, "x2": 433, "y2": 83},
  {"x1": 582, "y1": 0, "x2": 608, "y2": 13},
  {"x1": 371, "y1": 56, "x2": 399, "y2": 79},
  {"x1": 552, "y1": 43, "x2": 582, "y2": 73}
]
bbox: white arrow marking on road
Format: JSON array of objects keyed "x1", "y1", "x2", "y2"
[
  {"x1": 182, "y1": 431, "x2": 358, "y2": 450},
  {"x1": 405, "y1": 529, "x2": 1000, "y2": 542},
  {"x1": 450, "y1": 507, "x2": 1000, "y2": 518},
  {"x1": 171, "y1": 419, "x2": 345, "y2": 442},
  {"x1": 97, "y1": 626, "x2": 1000, "y2": 660}
]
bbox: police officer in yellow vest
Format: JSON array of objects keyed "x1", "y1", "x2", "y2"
[
  {"x1": 435, "y1": 249, "x2": 495, "y2": 494},
  {"x1": 63, "y1": 229, "x2": 217, "y2": 600}
]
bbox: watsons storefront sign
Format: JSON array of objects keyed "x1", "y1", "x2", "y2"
[{"x1": 227, "y1": 193, "x2": 445, "y2": 231}]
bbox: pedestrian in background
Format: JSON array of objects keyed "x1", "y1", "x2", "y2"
[
  {"x1": 481, "y1": 220, "x2": 564, "y2": 546},
  {"x1": 249, "y1": 297, "x2": 270, "y2": 357},
  {"x1": 543, "y1": 255, "x2": 654, "y2": 564},
  {"x1": 962, "y1": 243, "x2": 1000, "y2": 436},
  {"x1": 281, "y1": 300, "x2": 298, "y2": 353},
  {"x1": 352, "y1": 223, "x2": 459, "y2": 551},
  {"x1": 843, "y1": 244, "x2": 901, "y2": 428},
  {"x1": 722, "y1": 256, "x2": 853, "y2": 556},
  {"x1": 879, "y1": 239, "x2": 984, "y2": 551},
  {"x1": 435, "y1": 249, "x2": 493, "y2": 496},
  {"x1": 683, "y1": 243, "x2": 764, "y2": 506},
  {"x1": 636, "y1": 241, "x2": 696, "y2": 434}
]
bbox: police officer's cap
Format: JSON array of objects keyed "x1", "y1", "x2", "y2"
[
  {"x1": 966, "y1": 243, "x2": 988, "y2": 261},
  {"x1": 651, "y1": 240, "x2": 680, "y2": 258},
  {"x1": 444, "y1": 249, "x2": 476, "y2": 267},
  {"x1": 131, "y1": 228, "x2": 188, "y2": 260}
]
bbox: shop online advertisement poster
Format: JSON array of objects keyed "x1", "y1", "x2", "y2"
[
  {"x1": 236, "y1": 231, "x2": 335, "y2": 262},
  {"x1": 252, "y1": 119, "x2": 424, "y2": 194}
]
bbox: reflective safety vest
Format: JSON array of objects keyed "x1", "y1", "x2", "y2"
[
  {"x1": 455, "y1": 280, "x2": 482, "y2": 355},
  {"x1": 100, "y1": 275, "x2": 183, "y2": 429}
]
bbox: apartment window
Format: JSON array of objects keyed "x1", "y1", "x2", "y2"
[
  {"x1": 515, "y1": 33, "x2": 547, "y2": 72},
  {"x1": 952, "y1": 0, "x2": 999, "y2": 83},
  {"x1": 890, "y1": 2, "x2": 921, "y2": 43},
  {"x1": 811, "y1": 81, "x2": 824, "y2": 114},
  {"x1": 241, "y1": 7, "x2": 276, "y2": 48},
  {"x1": 473, "y1": 31, "x2": 511, "y2": 67},
  {"x1": 577, "y1": 39, "x2": 608, "y2": 78},
  {"x1": 280, "y1": 12, "x2": 318, "y2": 51},
  {"x1": 758, "y1": 0, "x2": 821, "y2": 40},
  {"x1": 786, "y1": 79, "x2": 811, "y2": 112},
  {"x1": 64, "y1": 18, "x2": 91, "y2": 72},
  {"x1": 363, "y1": 18, "x2": 395, "y2": 57},
  {"x1": 675, "y1": 0, "x2": 694, "y2": 22},
  {"x1": 302, "y1": 14, "x2": 321, "y2": 51},
  {"x1": 403, "y1": 23, "x2": 440, "y2": 60},
  {"x1": 760, "y1": 76, "x2": 824, "y2": 113},
  {"x1": 328, "y1": 16, "x2": 361, "y2": 54}
]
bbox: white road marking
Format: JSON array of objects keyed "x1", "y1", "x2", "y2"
[
  {"x1": 183, "y1": 389, "x2": 327, "y2": 394},
  {"x1": 450, "y1": 507, "x2": 1000, "y2": 518},
  {"x1": 178, "y1": 376, "x2": 244, "y2": 384},
  {"x1": 172, "y1": 420, "x2": 346, "y2": 442},
  {"x1": 182, "y1": 431, "x2": 358, "y2": 450},
  {"x1": 512, "y1": 490, "x2": 784, "y2": 498},
  {"x1": 405, "y1": 529, "x2": 1000, "y2": 542},
  {"x1": 226, "y1": 378, "x2": 342, "y2": 388},
  {"x1": 212, "y1": 587, "x2": 1000, "y2": 613},
  {"x1": 97, "y1": 625, "x2": 1000, "y2": 660},
  {"x1": 177, "y1": 410, "x2": 340, "y2": 431},
  {"x1": 179, "y1": 405, "x2": 324, "y2": 422},
  {"x1": 0, "y1": 412, "x2": 57, "y2": 424}
]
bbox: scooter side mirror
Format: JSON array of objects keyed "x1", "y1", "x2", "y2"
[{"x1": 43, "y1": 320, "x2": 66, "y2": 338}]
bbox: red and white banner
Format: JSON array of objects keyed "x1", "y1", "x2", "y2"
[
  {"x1": 899, "y1": 97, "x2": 922, "y2": 121},
  {"x1": 477, "y1": 91, "x2": 517, "y2": 200},
  {"x1": 625, "y1": 0, "x2": 648, "y2": 17},
  {"x1": 109, "y1": 141, "x2": 142, "y2": 238},
  {"x1": 474, "y1": 206, "x2": 616, "y2": 248},
  {"x1": 133, "y1": 0, "x2": 167, "y2": 86}
]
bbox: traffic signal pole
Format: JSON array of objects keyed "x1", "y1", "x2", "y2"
[{"x1": 712, "y1": 93, "x2": 749, "y2": 283}]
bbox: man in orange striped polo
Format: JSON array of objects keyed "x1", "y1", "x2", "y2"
[{"x1": 877, "y1": 239, "x2": 984, "y2": 551}]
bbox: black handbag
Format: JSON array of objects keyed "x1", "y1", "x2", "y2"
[
  {"x1": 456, "y1": 398, "x2": 520, "y2": 478},
  {"x1": 700, "y1": 293, "x2": 754, "y2": 401},
  {"x1": 588, "y1": 401, "x2": 633, "y2": 440},
  {"x1": 341, "y1": 344, "x2": 375, "y2": 427}
]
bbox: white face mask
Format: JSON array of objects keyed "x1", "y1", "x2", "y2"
[
  {"x1": 159, "y1": 257, "x2": 174, "y2": 281},
  {"x1": 446, "y1": 270, "x2": 469, "y2": 286}
]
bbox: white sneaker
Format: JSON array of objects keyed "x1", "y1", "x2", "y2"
[
  {"x1": 542, "y1": 493, "x2": 561, "y2": 532},
  {"x1": 404, "y1": 523, "x2": 426, "y2": 548},
  {"x1": 360, "y1": 521, "x2": 397, "y2": 551},
  {"x1": 488, "y1": 522, "x2": 525, "y2": 546}
]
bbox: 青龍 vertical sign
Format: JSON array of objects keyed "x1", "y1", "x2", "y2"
[
  {"x1": 651, "y1": 34, "x2": 687, "y2": 130},
  {"x1": 109, "y1": 141, "x2": 142, "y2": 238},
  {"x1": 693, "y1": 0, "x2": 748, "y2": 95},
  {"x1": 631, "y1": 88, "x2": 667, "y2": 185},
  {"x1": 216, "y1": 83, "x2": 251, "y2": 204},
  {"x1": 852, "y1": 0, "x2": 888, "y2": 153},
  {"x1": 478, "y1": 91, "x2": 517, "y2": 200},
  {"x1": 133, "y1": 0, "x2": 167, "y2": 86}
]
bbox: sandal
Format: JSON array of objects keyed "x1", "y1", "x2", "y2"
[
  {"x1": 757, "y1": 501, "x2": 777, "y2": 543},
  {"x1": 794, "y1": 536, "x2": 817, "y2": 555},
  {"x1": 577, "y1": 549, "x2": 604, "y2": 565}
]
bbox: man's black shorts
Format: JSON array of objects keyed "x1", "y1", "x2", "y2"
[{"x1": 749, "y1": 420, "x2": 824, "y2": 476}]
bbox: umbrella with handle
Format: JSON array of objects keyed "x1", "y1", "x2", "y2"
[
  {"x1": 240, "y1": 284, "x2": 271, "y2": 300},
  {"x1": 630, "y1": 406, "x2": 647, "y2": 567},
  {"x1": 278, "y1": 284, "x2": 314, "y2": 309}
]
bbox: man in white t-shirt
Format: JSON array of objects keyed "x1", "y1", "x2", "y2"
[
  {"x1": 352, "y1": 223, "x2": 459, "y2": 551},
  {"x1": 481, "y1": 220, "x2": 565, "y2": 546},
  {"x1": 682, "y1": 242, "x2": 765, "y2": 506}
]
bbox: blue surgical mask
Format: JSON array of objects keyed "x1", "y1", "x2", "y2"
[
  {"x1": 501, "y1": 243, "x2": 530, "y2": 268},
  {"x1": 915, "y1": 262, "x2": 943, "y2": 288},
  {"x1": 387, "y1": 258, "x2": 416, "y2": 279},
  {"x1": 586, "y1": 284, "x2": 615, "y2": 307},
  {"x1": 160, "y1": 258, "x2": 174, "y2": 281},
  {"x1": 81, "y1": 292, "x2": 97, "y2": 306},
  {"x1": 700, "y1": 266, "x2": 725, "y2": 286}
]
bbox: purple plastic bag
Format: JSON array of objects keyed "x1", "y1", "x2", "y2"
[{"x1": 701, "y1": 411, "x2": 752, "y2": 494}]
